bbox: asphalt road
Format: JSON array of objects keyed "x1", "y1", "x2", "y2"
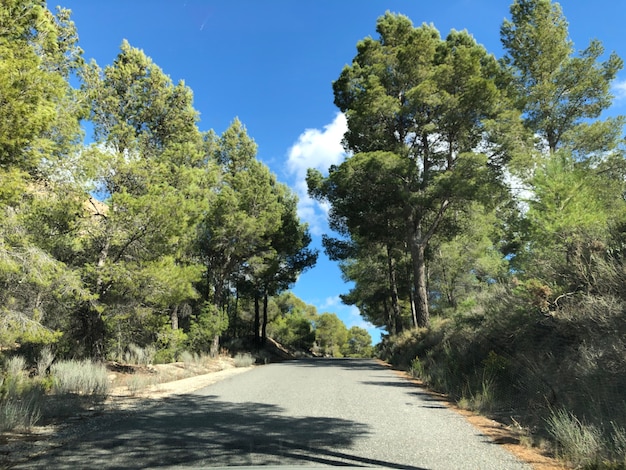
[{"x1": 21, "y1": 359, "x2": 530, "y2": 469}]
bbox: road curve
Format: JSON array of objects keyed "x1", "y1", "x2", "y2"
[{"x1": 20, "y1": 359, "x2": 530, "y2": 469}]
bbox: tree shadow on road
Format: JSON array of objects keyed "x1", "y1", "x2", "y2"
[
  {"x1": 288, "y1": 357, "x2": 389, "y2": 371},
  {"x1": 21, "y1": 394, "x2": 429, "y2": 469}
]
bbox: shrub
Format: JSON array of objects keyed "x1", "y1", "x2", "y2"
[
  {"x1": 409, "y1": 356, "x2": 425, "y2": 379},
  {"x1": 460, "y1": 375, "x2": 497, "y2": 413},
  {"x1": 50, "y1": 360, "x2": 109, "y2": 396},
  {"x1": 154, "y1": 328, "x2": 188, "y2": 364},
  {"x1": 233, "y1": 353, "x2": 255, "y2": 368}
]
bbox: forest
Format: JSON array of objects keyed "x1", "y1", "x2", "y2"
[
  {"x1": 0, "y1": 1, "x2": 376, "y2": 365},
  {"x1": 2, "y1": 0, "x2": 626, "y2": 466}
]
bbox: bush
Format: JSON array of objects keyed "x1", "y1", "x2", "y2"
[
  {"x1": 125, "y1": 374, "x2": 156, "y2": 395},
  {"x1": 2, "y1": 355, "x2": 28, "y2": 398},
  {"x1": 154, "y1": 328, "x2": 188, "y2": 364},
  {"x1": 50, "y1": 360, "x2": 109, "y2": 396}
]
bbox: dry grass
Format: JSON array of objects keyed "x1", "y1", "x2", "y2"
[
  {"x1": 233, "y1": 353, "x2": 255, "y2": 367},
  {"x1": 51, "y1": 360, "x2": 109, "y2": 396}
]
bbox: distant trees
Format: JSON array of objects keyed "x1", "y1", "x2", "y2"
[
  {"x1": 264, "y1": 293, "x2": 374, "y2": 358},
  {"x1": 199, "y1": 119, "x2": 317, "y2": 350}
]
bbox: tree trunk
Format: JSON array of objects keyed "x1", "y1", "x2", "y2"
[
  {"x1": 386, "y1": 243, "x2": 403, "y2": 334},
  {"x1": 405, "y1": 244, "x2": 418, "y2": 328},
  {"x1": 231, "y1": 289, "x2": 239, "y2": 337},
  {"x1": 261, "y1": 291, "x2": 268, "y2": 346},
  {"x1": 254, "y1": 291, "x2": 260, "y2": 346},
  {"x1": 81, "y1": 303, "x2": 106, "y2": 359},
  {"x1": 409, "y1": 286, "x2": 418, "y2": 329},
  {"x1": 170, "y1": 305, "x2": 179, "y2": 330},
  {"x1": 409, "y1": 227, "x2": 430, "y2": 328},
  {"x1": 210, "y1": 334, "x2": 219, "y2": 357}
]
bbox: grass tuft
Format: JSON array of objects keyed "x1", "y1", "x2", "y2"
[
  {"x1": 125, "y1": 374, "x2": 156, "y2": 395},
  {"x1": 0, "y1": 393, "x2": 42, "y2": 432},
  {"x1": 546, "y1": 408, "x2": 602, "y2": 467},
  {"x1": 0, "y1": 355, "x2": 44, "y2": 432},
  {"x1": 233, "y1": 353, "x2": 255, "y2": 368}
]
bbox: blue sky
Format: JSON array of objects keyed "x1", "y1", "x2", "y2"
[{"x1": 59, "y1": 0, "x2": 626, "y2": 343}]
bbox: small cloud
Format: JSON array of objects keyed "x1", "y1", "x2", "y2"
[
  {"x1": 321, "y1": 295, "x2": 342, "y2": 310},
  {"x1": 612, "y1": 78, "x2": 626, "y2": 102},
  {"x1": 286, "y1": 113, "x2": 348, "y2": 235}
]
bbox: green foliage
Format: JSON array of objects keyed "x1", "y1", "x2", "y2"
[
  {"x1": 342, "y1": 326, "x2": 374, "y2": 358},
  {"x1": 268, "y1": 313, "x2": 315, "y2": 351},
  {"x1": 501, "y1": 0, "x2": 623, "y2": 154},
  {"x1": 154, "y1": 327, "x2": 188, "y2": 364},
  {"x1": 314, "y1": 313, "x2": 349, "y2": 357},
  {"x1": 0, "y1": 0, "x2": 82, "y2": 175},
  {"x1": 186, "y1": 303, "x2": 229, "y2": 354},
  {"x1": 318, "y1": 13, "x2": 508, "y2": 329},
  {"x1": 0, "y1": 0, "x2": 318, "y2": 362}
]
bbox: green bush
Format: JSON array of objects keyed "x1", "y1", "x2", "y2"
[
  {"x1": 186, "y1": 303, "x2": 228, "y2": 355},
  {"x1": 154, "y1": 328, "x2": 187, "y2": 364}
]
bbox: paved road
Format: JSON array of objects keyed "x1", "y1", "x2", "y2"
[{"x1": 21, "y1": 359, "x2": 530, "y2": 469}]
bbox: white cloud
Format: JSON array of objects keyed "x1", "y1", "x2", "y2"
[
  {"x1": 286, "y1": 113, "x2": 348, "y2": 235},
  {"x1": 321, "y1": 295, "x2": 342, "y2": 310},
  {"x1": 612, "y1": 78, "x2": 626, "y2": 102}
]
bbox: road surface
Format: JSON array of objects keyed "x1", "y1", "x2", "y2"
[{"x1": 21, "y1": 359, "x2": 530, "y2": 469}]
